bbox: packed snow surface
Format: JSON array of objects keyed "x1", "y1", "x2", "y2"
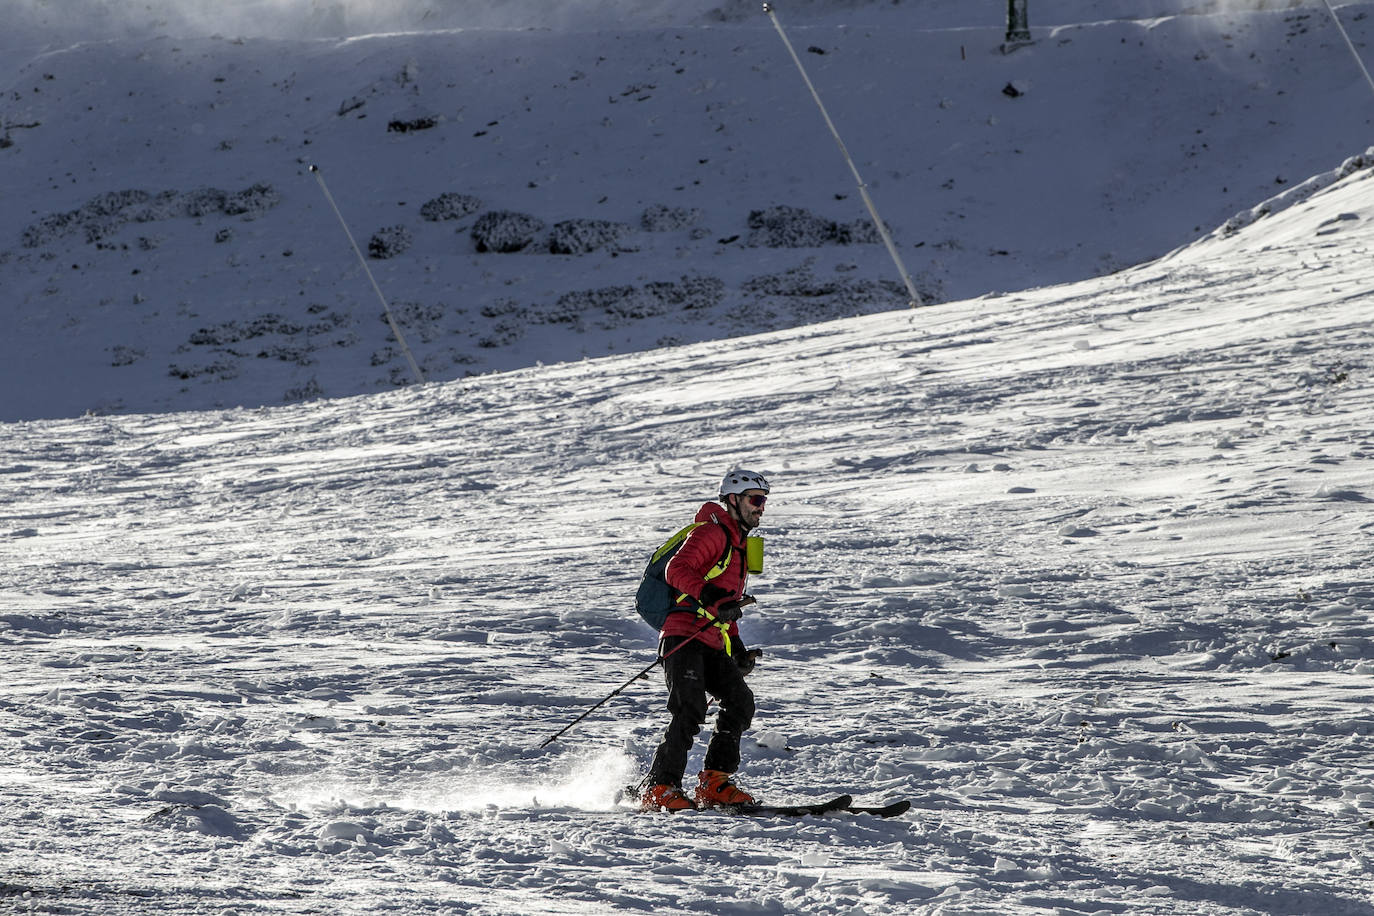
[
  {"x1": 3, "y1": 0, "x2": 1374, "y2": 418},
  {"x1": 5, "y1": 1, "x2": 1374, "y2": 914},
  {"x1": 5, "y1": 135, "x2": 1374, "y2": 914}
]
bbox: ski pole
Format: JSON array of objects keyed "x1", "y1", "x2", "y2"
[{"x1": 536, "y1": 597, "x2": 755, "y2": 750}]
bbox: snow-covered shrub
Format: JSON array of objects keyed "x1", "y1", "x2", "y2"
[
  {"x1": 539, "y1": 275, "x2": 725, "y2": 329},
  {"x1": 83, "y1": 217, "x2": 124, "y2": 243},
  {"x1": 168, "y1": 359, "x2": 239, "y2": 381},
  {"x1": 834, "y1": 219, "x2": 881, "y2": 244},
  {"x1": 547, "y1": 218, "x2": 636, "y2": 254},
  {"x1": 746, "y1": 205, "x2": 884, "y2": 248},
  {"x1": 385, "y1": 301, "x2": 447, "y2": 342},
  {"x1": 420, "y1": 192, "x2": 482, "y2": 222},
  {"x1": 543, "y1": 287, "x2": 622, "y2": 327},
  {"x1": 284, "y1": 378, "x2": 325, "y2": 402},
  {"x1": 644, "y1": 275, "x2": 725, "y2": 310},
  {"x1": 742, "y1": 263, "x2": 907, "y2": 322},
  {"x1": 20, "y1": 183, "x2": 282, "y2": 248},
  {"x1": 746, "y1": 205, "x2": 834, "y2": 247},
  {"x1": 83, "y1": 189, "x2": 150, "y2": 217},
  {"x1": 368, "y1": 225, "x2": 413, "y2": 259},
  {"x1": 477, "y1": 320, "x2": 525, "y2": 348},
  {"x1": 471, "y1": 210, "x2": 545, "y2": 253},
  {"x1": 20, "y1": 212, "x2": 79, "y2": 248},
  {"x1": 188, "y1": 313, "x2": 303, "y2": 346},
  {"x1": 223, "y1": 182, "x2": 280, "y2": 217},
  {"x1": 183, "y1": 188, "x2": 230, "y2": 217},
  {"x1": 132, "y1": 190, "x2": 190, "y2": 222}
]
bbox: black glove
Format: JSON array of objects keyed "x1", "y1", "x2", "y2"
[
  {"x1": 697, "y1": 582, "x2": 731, "y2": 610},
  {"x1": 736, "y1": 646, "x2": 763, "y2": 676},
  {"x1": 714, "y1": 600, "x2": 744, "y2": 623}
]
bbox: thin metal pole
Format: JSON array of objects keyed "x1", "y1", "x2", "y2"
[
  {"x1": 762, "y1": 2, "x2": 924, "y2": 308},
  {"x1": 537, "y1": 615, "x2": 719, "y2": 750},
  {"x1": 308, "y1": 165, "x2": 426, "y2": 385},
  {"x1": 537, "y1": 596, "x2": 755, "y2": 750},
  {"x1": 1321, "y1": 0, "x2": 1374, "y2": 105}
]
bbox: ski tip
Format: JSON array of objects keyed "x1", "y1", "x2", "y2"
[{"x1": 848, "y1": 799, "x2": 912, "y2": 818}]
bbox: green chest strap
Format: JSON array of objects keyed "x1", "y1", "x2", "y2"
[{"x1": 663, "y1": 522, "x2": 737, "y2": 655}]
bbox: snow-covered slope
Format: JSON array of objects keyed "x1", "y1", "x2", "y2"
[
  {"x1": 3, "y1": 0, "x2": 1374, "y2": 419},
  {"x1": 2, "y1": 128, "x2": 1372, "y2": 914}
]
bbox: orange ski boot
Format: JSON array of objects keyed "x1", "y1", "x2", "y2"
[
  {"x1": 694, "y1": 769, "x2": 756, "y2": 807},
  {"x1": 641, "y1": 783, "x2": 697, "y2": 813}
]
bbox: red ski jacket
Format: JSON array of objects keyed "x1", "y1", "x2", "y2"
[{"x1": 661, "y1": 501, "x2": 749, "y2": 651}]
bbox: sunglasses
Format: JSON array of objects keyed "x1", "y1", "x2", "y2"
[{"x1": 743, "y1": 493, "x2": 768, "y2": 507}]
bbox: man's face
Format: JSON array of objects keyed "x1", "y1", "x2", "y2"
[{"x1": 735, "y1": 489, "x2": 767, "y2": 530}]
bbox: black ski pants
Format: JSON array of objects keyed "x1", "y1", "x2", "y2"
[{"x1": 646, "y1": 635, "x2": 755, "y2": 787}]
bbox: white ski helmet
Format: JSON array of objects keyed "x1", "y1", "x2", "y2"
[{"x1": 719, "y1": 468, "x2": 771, "y2": 498}]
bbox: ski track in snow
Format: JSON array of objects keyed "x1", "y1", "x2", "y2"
[{"x1": 2, "y1": 157, "x2": 1374, "y2": 913}]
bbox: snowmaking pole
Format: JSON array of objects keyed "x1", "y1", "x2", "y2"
[
  {"x1": 1320, "y1": 0, "x2": 1374, "y2": 105},
  {"x1": 308, "y1": 165, "x2": 426, "y2": 385},
  {"x1": 762, "y1": 2, "x2": 923, "y2": 308}
]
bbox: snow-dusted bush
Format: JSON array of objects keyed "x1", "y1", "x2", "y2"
[
  {"x1": 420, "y1": 192, "x2": 482, "y2": 222},
  {"x1": 182, "y1": 188, "x2": 230, "y2": 218},
  {"x1": 644, "y1": 275, "x2": 725, "y2": 310},
  {"x1": 471, "y1": 210, "x2": 545, "y2": 253},
  {"x1": 284, "y1": 378, "x2": 325, "y2": 402},
  {"x1": 188, "y1": 314, "x2": 304, "y2": 346},
  {"x1": 746, "y1": 205, "x2": 834, "y2": 248},
  {"x1": 223, "y1": 182, "x2": 280, "y2": 217},
  {"x1": 368, "y1": 225, "x2": 412, "y2": 259},
  {"x1": 385, "y1": 301, "x2": 447, "y2": 342},
  {"x1": 834, "y1": 219, "x2": 881, "y2": 245},
  {"x1": 539, "y1": 275, "x2": 725, "y2": 329},
  {"x1": 742, "y1": 263, "x2": 906, "y2": 322},
  {"x1": 20, "y1": 183, "x2": 282, "y2": 248},
  {"x1": 547, "y1": 218, "x2": 636, "y2": 254},
  {"x1": 745, "y1": 204, "x2": 883, "y2": 248}
]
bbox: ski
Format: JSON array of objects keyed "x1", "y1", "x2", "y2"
[
  {"x1": 626, "y1": 785, "x2": 912, "y2": 818},
  {"x1": 843, "y1": 798, "x2": 911, "y2": 818},
  {"x1": 721, "y1": 794, "x2": 852, "y2": 817}
]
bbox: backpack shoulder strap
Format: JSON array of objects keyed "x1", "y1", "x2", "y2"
[{"x1": 651, "y1": 522, "x2": 704, "y2": 565}]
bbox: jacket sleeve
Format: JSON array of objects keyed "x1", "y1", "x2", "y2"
[{"x1": 664, "y1": 523, "x2": 730, "y2": 601}]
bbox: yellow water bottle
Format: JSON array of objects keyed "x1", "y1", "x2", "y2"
[{"x1": 746, "y1": 536, "x2": 764, "y2": 574}]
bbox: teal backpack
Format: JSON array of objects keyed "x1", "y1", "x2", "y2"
[{"x1": 635, "y1": 521, "x2": 733, "y2": 631}]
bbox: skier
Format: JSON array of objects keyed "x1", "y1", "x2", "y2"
[{"x1": 640, "y1": 469, "x2": 770, "y2": 812}]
